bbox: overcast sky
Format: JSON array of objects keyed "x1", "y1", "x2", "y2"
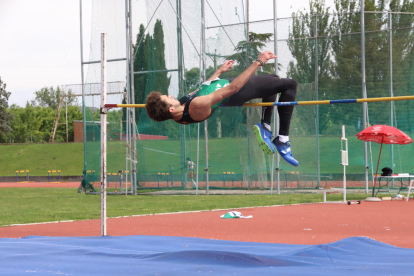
[{"x1": 0, "y1": 0, "x2": 317, "y2": 108}]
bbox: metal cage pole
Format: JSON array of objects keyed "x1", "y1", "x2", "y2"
[
  {"x1": 201, "y1": 0, "x2": 209, "y2": 195},
  {"x1": 79, "y1": 0, "x2": 87, "y2": 174},
  {"x1": 272, "y1": 0, "x2": 280, "y2": 194},
  {"x1": 124, "y1": 0, "x2": 130, "y2": 194},
  {"x1": 314, "y1": 14, "x2": 321, "y2": 189},
  {"x1": 196, "y1": 35, "x2": 203, "y2": 196},
  {"x1": 177, "y1": 0, "x2": 187, "y2": 189},
  {"x1": 100, "y1": 33, "x2": 108, "y2": 236},
  {"x1": 388, "y1": 11, "x2": 395, "y2": 174},
  {"x1": 361, "y1": 0, "x2": 369, "y2": 193},
  {"x1": 245, "y1": 0, "x2": 250, "y2": 67},
  {"x1": 124, "y1": 0, "x2": 134, "y2": 195},
  {"x1": 126, "y1": 0, "x2": 138, "y2": 195}
]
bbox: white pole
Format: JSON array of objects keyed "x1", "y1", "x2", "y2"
[
  {"x1": 100, "y1": 33, "x2": 107, "y2": 236},
  {"x1": 341, "y1": 125, "x2": 348, "y2": 203}
]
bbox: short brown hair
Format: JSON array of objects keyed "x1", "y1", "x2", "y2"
[{"x1": 145, "y1": 91, "x2": 173, "y2": 121}]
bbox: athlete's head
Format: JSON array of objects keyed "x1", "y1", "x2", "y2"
[
  {"x1": 145, "y1": 91, "x2": 173, "y2": 122},
  {"x1": 146, "y1": 92, "x2": 182, "y2": 122}
]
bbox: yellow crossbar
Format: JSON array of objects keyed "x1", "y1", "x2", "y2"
[{"x1": 105, "y1": 95, "x2": 414, "y2": 108}]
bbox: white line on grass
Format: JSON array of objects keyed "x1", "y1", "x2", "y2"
[
  {"x1": 5, "y1": 202, "x2": 321, "y2": 227},
  {"x1": 143, "y1": 147, "x2": 180, "y2": 155}
]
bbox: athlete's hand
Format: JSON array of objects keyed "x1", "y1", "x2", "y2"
[
  {"x1": 206, "y1": 60, "x2": 234, "y2": 81},
  {"x1": 257, "y1": 51, "x2": 276, "y2": 65},
  {"x1": 217, "y1": 60, "x2": 234, "y2": 73}
]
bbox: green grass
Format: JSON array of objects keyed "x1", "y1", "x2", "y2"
[
  {"x1": 0, "y1": 143, "x2": 84, "y2": 176},
  {"x1": 0, "y1": 188, "x2": 371, "y2": 227},
  {"x1": 1, "y1": 135, "x2": 414, "y2": 176}
]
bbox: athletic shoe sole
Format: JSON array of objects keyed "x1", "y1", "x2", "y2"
[{"x1": 253, "y1": 125, "x2": 275, "y2": 155}]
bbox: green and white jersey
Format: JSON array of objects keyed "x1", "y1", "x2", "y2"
[
  {"x1": 191, "y1": 78, "x2": 230, "y2": 109},
  {"x1": 177, "y1": 78, "x2": 230, "y2": 124}
]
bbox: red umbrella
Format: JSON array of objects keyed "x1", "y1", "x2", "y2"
[{"x1": 356, "y1": 125, "x2": 412, "y2": 196}]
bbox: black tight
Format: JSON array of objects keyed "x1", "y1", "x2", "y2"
[{"x1": 226, "y1": 74, "x2": 297, "y2": 136}]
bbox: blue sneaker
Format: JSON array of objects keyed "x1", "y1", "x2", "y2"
[
  {"x1": 253, "y1": 123, "x2": 275, "y2": 155},
  {"x1": 273, "y1": 136, "x2": 299, "y2": 167}
]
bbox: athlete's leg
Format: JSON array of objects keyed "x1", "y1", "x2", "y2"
[
  {"x1": 225, "y1": 75, "x2": 296, "y2": 135},
  {"x1": 225, "y1": 75, "x2": 298, "y2": 166},
  {"x1": 277, "y1": 78, "x2": 297, "y2": 136},
  {"x1": 226, "y1": 75, "x2": 281, "y2": 154},
  {"x1": 255, "y1": 88, "x2": 277, "y2": 155},
  {"x1": 270, "y1": 78, "x2": 299, "y2": 166}
]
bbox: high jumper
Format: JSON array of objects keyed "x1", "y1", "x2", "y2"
[{"x1": 145, "y1": 51, "x2": 299, "y2": 167}]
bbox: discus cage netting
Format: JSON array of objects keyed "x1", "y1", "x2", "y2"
[{"x1": 80, "y1": 0, "x2": 414, "y2": 193}]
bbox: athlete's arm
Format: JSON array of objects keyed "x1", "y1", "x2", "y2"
[
  {"x1": 199, "y1": 51, "x2": 276, "y2": 108},
  {"x1": 186, "y1": 60, "x2": 233, "y2": 96},
  {"x1": 188, "y1": 51, "x2": 275, "y2": 122},
  {"x1": 206, "y1": 60, "x2": 234, "y2": 81}
]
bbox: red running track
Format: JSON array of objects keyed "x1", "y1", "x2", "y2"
[{"x1": 1, "y1": 198, "x2": 413, "y2": 249}]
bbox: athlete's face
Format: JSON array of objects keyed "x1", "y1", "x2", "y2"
[
  {"x1": 160, "y1": 94, "x2": 179, "y2": 106},
  {"x1": 160, "y1": 94, "x2": 181, "y2": 113}
]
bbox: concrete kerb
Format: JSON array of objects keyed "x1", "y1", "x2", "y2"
[{"x1": 139, "y1": 188, "x2": 371, "y2": 196}]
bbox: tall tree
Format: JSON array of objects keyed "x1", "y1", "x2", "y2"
[
  {"x1": 326, "y1": 0, "x2": 362, "y2": 132},
  {"x1": 287, "y1": 0, "x2": 414, "y2": 134},
  {"x1": 31, "y1": 86, "x2": 77, "y2": 109},
  {"x1": 4, "y1": 103, "x2": 82, "y2": 143},
  {"x1": 387, "y1": 0, "x2": 414, "y2": 132},
  {"x1": 0, "y1": 77, "x2": 13, "y2": 137},
  {"x1": 226, "y1": 31, "x2": 276, "y2": 74},
  {"x1": 133, "y1": 20, "x2": 171, "y2": 136},
  {"x1": 135, "y1": 20, "x2": 173, "y2": 136},
  {"x1": 287, "y1": 0, "x2": 333, "y2": 135},
  {"x1": 133, "y1": 24, "x2": 148, "y2": 122},
  {"x1": 148, "y1": 19, "x2": 171, "y2": 95}
]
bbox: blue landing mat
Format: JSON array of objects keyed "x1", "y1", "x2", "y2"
[{"x1": 1, "y1": 235, "x2": 414, "y2": 275}]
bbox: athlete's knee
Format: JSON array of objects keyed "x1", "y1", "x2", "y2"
[
  {"x1": 284, "y1": 78, "x2": 297, "y2": 90},
  {"x1": 281, "y1": 79, "x2": 297, "y2": 98}
]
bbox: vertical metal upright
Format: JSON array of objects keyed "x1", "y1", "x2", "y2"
[
  {"x1": 314, "y1": 14, "x2": 321, "y2": 188},
  {"x1": 177, "y1": 0, "x2": 187, "y2": 188},
  {"x1": 201, "y1": 0, "x2": 209, "y2": 195},
  {"x1": 125, "y1": 0, "x2": 131, "y2": 194},
  {"x1": 245, "y1": 0, "x2": 250, "y2": 68},
  {"x1": 272, "y1": 0, "x2": 280, "y2": 195},
  {"x1": 246, "y1": 0, "x2": 253, "y2": 187},
  {"x1": 100, "y1": 33, "x2": 108, "y2": 236},
  {"x1": 361, "y1": 0, "x2": 369, "y2": 193},
  {"x1": 79, "y1": 0, "x2": 87, "y2": 174},
  {"x1": 125, "y1": 0, "x2": 137, "y2": 194},
  {"x1": 130, "y1": 0, "x2": 138, "y2": 194},
  {"x1": 124, "y1": 0, "x2": 132, "y2": 195},
  {"x1": 388, "y1": 11, "x2": 394, "y2": 173}
]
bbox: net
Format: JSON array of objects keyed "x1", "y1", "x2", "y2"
[{"x1": 81, "y1": 0, "x2": 414, "y2": 192}]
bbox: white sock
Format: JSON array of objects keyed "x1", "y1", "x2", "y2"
[
  {"x1": 278, "y1": 135, "x2": 289, "y2": 143},
  {"x1": 263, "y1": 123, "x2": 271, "y2": 132}
]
